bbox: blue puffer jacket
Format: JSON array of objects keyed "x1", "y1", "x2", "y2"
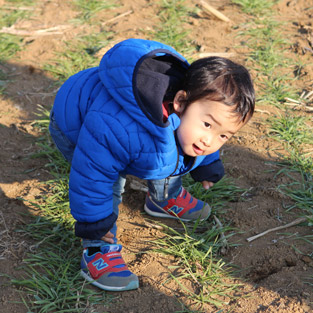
[{"x1": 52, "y1": 39, "x2": 224, "y2": 239}]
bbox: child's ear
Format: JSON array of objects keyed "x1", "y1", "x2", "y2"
[{"x1": 173, "y1": 90, "x2": 187, "y2": 115}]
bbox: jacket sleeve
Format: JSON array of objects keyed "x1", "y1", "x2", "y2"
[
  {"x1": 190, "y1": 155, "x2": 225, "y2": 183},
  {"x1": 69, "y1": 112, "x2": 131, "y2": 240}
]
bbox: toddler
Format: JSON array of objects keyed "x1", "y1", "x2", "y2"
[{"x1": 49, "y1": 38, "x2": 255, "y2": 291}]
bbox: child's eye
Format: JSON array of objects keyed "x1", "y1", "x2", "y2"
[
  {"x1": 220, "y1": 134, "x2": 228, "y2": 140},
  {"x1": 204, "y1": 122, "x2": 211, "y2": 128}
]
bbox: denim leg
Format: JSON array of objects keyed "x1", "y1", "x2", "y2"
[
  {"x1": 49, "y1": 110, "x2": 75, "y2": 163},
  {"x1": 111, "y1": 174, "x2": 126, "y2": 242},
  {"x1": 82, "y1": 175, "x2": 126, "y2": 248},
  {"x1": 147, "y1": 176, "x2": 182, "y2": 201}
]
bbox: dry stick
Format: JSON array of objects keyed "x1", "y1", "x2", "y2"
[
  {"x1": 246, "y1": 216, "x2": 312, "y2": 242},
  {"x1": 285, "y1": 102, "x2": 313, "y2": 112},
  {"x1": 129, "y1": 180, "x2": 148, "y2": 193},
  {"x1": 3, "y1": 6, "x2": 39, "y2": 11},
  {"x1": 285, "y1": 97, "x2": 301, "y2": 104},
  {"x1": 213, "y1": 215, "x2": 228, "y2": 255},
  {"x1": 255, "y1": 108, "x2": 270, "y2": 114},
  {"x1": 198, "y1": 0, "x2": 231, "y2": 23},
  {"x1": 103, "y1": 10, "x2": 133, "y2": 25},
  {"x1": 303, "y1": 90, "x2": 313, "y2": 99},
  {"x1": 197, "y1": 52, "x2": 236, "y2": 58},
  {"x1": 0, "y1": 25, "x2": 69, "y2": 36}
]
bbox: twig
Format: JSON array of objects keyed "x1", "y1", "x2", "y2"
[
  {"x1": 196, "y1": 52, "x2": 236, "y2": 58},
  {"x1": 0, "y1": 25, "x2": 70, "y2": 36},
  {"x1": 285, "y1": 97, "x2": 301, "y2": 104},
  {"x1": 144, "y1": 221, "x2": 165, "y2": 230},
  {"x1": 303, "y1": 90, "x2": 313, "y2": 100},
  {"x1": 246, "y1": 216, "x2": 312, "y2": 242},
  {"x1": 255, "y1": 109, "x2": 270, "y2": 114},
  {"x1": 213, "y1": 215, "x2": 228, "y2": 255},
  {"x1": 129, "y1": 180, "x2": 148, "y2": 192},
  {"x1": 285, "y1": 102, "x2": 313, "y2": 111},
  {"x1": 198, "y1": 0, "x2": 231, "y2": 23},
  {"x1": 3, "y1": 6, "x2": 39, "y2": 11},
  {"x1": 103, "y1": 10, "x2": 133, "y2": 25}
]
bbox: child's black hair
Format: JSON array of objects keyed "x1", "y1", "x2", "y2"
[{"x1": 181, "y1": 57, "x2": 255, "y2": 122}]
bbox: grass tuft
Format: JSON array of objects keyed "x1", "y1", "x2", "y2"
[
  {"x1": 152, "y1": 0, "x2": 196, "y2": 58},
  {"x1": 231, "y1": 0, "x2": 279, "y2": 16},
  {"x1": 154, "y1": 220, "x2": 240, "y2": 308},
  {"x1": 73, "y1": 0, "x2": 117, "y2": 24},
  {"x1": 44, "y1": 33, "x2": 113, "y2": 82}
]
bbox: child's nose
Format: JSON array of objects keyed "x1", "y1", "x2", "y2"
[{"x1": 202, "y1": 134, "x2": 213, "y2": 146}]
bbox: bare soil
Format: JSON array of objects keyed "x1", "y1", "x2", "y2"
[{"x1": 0, "y1": 0, "x2": 312, "y2": 312}]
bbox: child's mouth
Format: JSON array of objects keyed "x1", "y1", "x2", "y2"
[{"x1": 192, "y1": 144, "x2": 203, "y2": 155}]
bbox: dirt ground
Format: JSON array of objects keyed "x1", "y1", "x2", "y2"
[{"x1": 0, "y1": 0, "x2": 312, "y2": 312}]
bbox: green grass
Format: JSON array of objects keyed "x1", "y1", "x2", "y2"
[
  {"x1": 12, "y1": 211, "x2": 113, "y2": 313},
  {"x1": 268, "y1": 112, "x2": 313, "y2": 148},
  {"x1": 9, "y1": 107, "x2": 115, "y2": 312},
  {"x1": 0, "y1": 4, "x2": 33, "y2": 28},
  {"x1": 183, "y1": 175, "x2": 246, "y2": 213},
  {"x1": 152, "y1": 0, "x2": 196, "y2": 58},
  {"x1": 149, "y1": 175, "x2": 247, "y2": 308},
  {"x1": 73, "y1": 0, "x2": 117, "y2": 23},
  {"x1": 44, "y1": 33, "x2": 113, "y2": 82},
  {"x1": 0, "y1": 33, "x2": 23, "y2": 62},
  {"x1": 0, "y1": 3, "x2": 30, "y2": 62},
  {"x1": 6, "y1": 0, "x2": 36, "y2": 4},
  {"x1": 232, "y1": 0, "x2": 279, "y2": 16},
  {"x1": 154, "y1": 222, "x2": 240, "y2": 308},
  {"x1": 6, "y1": 0, "x2": 313, "y2": 311},
  {"x1": 234, "y1": 0, "x2": 313, "y2": 230}
]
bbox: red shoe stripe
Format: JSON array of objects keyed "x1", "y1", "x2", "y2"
[
  {"x1": 162, "y1": 188, "x2": 200, "y2": 218},
  {"x1": 87, "y1": 252, "x2": 128, "y2": 279}
]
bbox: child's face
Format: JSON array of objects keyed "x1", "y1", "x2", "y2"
[{"x1": 173, "y1": 91, "x2": 246, "y2": 157}]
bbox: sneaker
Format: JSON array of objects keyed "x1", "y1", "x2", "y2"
[
  {"x1": 144, "y1": 187, "x2": 211, "y2": 221},
  {"x1": 80, "y1": 244, "x2": 139, "y2": 291}
]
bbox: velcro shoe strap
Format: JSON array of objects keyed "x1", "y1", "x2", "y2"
[{"x1": 88, "y1": 252, "x2": 128, "y2": 279}]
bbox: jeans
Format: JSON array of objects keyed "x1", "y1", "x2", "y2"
[{"x1": 49, "y1": 109, "x2": 182, "y2": 247}]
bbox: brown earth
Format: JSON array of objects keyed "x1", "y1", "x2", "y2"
[{"x1": 0, "y1": 0, "x2": 312, "y2": 312}]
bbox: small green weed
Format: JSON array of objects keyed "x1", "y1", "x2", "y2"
[
  {"x1": 6, "y1": 0, "x2": 36, "y2": 4},
  {"x1": 183, "y1": 175, "x2": 246, "y2": 212},
  {"x1": 0, "y1": 5, "x2": 31, "y2": 28},
  {"x1": 0, "y1": 34, "x2": 23, "y2": 62},
  {"x1": 73, "y1": 0, "x2": 116, "y2": 23},
  {"x1": 235, "y1": 0, "x2": 313, "y2": 279},
  {"x1": 231, "y1": 0, "x2": 279, "y2": 16},
  {"x1": 154, "y1": 220, "x2": 240, "y2": 308},
  {"x1": 12, "y1": 215, "x2": 113, "y2": 313},
  {"x1": 152, "y1": 0, "x2": 196, "y2": 58},
  {"x1": 149, "y1": 175, "x2": 247, "y2": 308},
  {"x1": 268, "y1": 112, "x2": 313, "y2": 148},
  {"x1": 44, "y1": 33, "x2": 113, "y2": 82},
  {"x1": 0, "y1": 2, "x2": 36, "y2": 61},
  {"x1": 10, "y1": 109, "x2": 115, "y2": 312}
]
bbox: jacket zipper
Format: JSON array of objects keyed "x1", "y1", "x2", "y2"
[
  {"x1": 164, "y1": 177, "x2": 170, "y2": 199},
  {"x1": 163, "y1": 132, "x2": 179, "y2": 198}
]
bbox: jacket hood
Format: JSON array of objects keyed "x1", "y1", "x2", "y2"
[{"x1": 98, "y1": 38, "x2": 189, "y2": 129}]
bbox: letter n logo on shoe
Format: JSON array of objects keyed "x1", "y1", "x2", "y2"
[
  {"x1": 168, "y1": 205, "x2": 183, "y2": 216},
  {"x1": 92, "y1": 258, "x2": 109, "y2": 271}
]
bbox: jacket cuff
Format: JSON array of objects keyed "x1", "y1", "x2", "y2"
[
  {"x1": 74, "y1": 212, "x2": 117, "y2": 240},
  {"x1": 190, "y1": 159, "x2": 224, "y2": 183}
]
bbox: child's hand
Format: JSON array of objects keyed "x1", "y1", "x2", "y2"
[
  {"x1": 201, "y1": 181, "x2": 214, "y2": 190},
  {"x1": 101, "y1": 231, "x2": 115, "y2": 244}
]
